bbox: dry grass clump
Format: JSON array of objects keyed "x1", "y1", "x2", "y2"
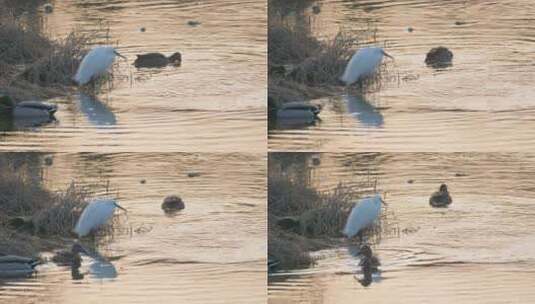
[
  {"x1": 0, "y1": 154, "x2": 120, "y2": 256},
  {"x1": 32, "y1": 182, "x2": 89, "y2": 236},
  {"x1": 21, "y1": 32, "x2": 92, "y2": 88},
  {"x1": 0, "y1": 165, "x2": 88, "y2": 237},
  {"x1": 0, "y1": 12, "x2": 95, "y2": 101},
  {"x1": 298, "y1": 184, "x2": 355, "y2": 237},
  {"x1": 268, "y1": 153, "x2": 392, "y2": 270},
  {"x1": 268, "y1": 174, "x2": 322, "y2": 216},
  {"x1": 268, "y1": 0, "x2": 393, "y2": 114},
  {"x1": 0, "y1": 16, "x2": 52, "y2": 65},
  {"x1": 268, "y1": 24, "x2": 321, "y2": 66},
  {"x1": 268, "y1": 173, "x2": 363, "y2": 269},
  {"x1": 268, "y1": 229, "x2": 315, "y2": 269},
  {"x1": 0, "y1": 230, "x2": 42, "y2": 257},
  {"x1": 270, "y1": 175, "x2": 356, "y2": 238},
  {"x1": 286, "y1": 32, "x2": 358, "y2": 87}
]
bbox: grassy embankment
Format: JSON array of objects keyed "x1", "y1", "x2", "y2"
[
  {"x1": 268, "y1": 0, "x2": 390, "y2": 116},
  {"x1": 268, "y1": 155, "x2": 386, "y2": 270},
  {"x1": 0, "y1": 154, "x2": 117, "y2": 259},
  {"x1": 0, "y1": 7, "x2": 107, "y2": 102}
]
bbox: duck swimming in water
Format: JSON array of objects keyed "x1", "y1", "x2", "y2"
[
  {"x1": 429, "y1": 183, "x2": 452, "y2": 207},
  {"x1": 0, "y1": 95, "x2": 57, "y2": 121},
  {"x1": 0, "y1": 255, "x2": 41, "y2": 278},
  {"x1": 162, "y1": 195, "x2": 185, "y2": 213},
  {"x1": 275, "y1": 102, "x2": 322, "y2": 125},
  {"x1": 134, "y1": 52, "x2": 182, "y2": 68}
]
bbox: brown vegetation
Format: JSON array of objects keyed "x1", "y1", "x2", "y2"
[
  {"x1": 268, "y1": 171, "x2": 361, "y2": 269},
  {"x1": 0, "y1": 11, "x2": 94, "y2": 101},
  {"x1": 0, "y1": 154, "x2": 115, "y2": 258}
]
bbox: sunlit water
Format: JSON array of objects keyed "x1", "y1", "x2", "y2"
[
  {"x1": 1, "y1": 0, "x2": 266, "y2": 152},
  {"x1": 269, "y1": 153, "x2": 535, "y2": 303},
  {"x1": 0, "y1": 153, "x2": 266, "y2": 304},
  {"x1": 269, "y1": 0, "x2": 535, "y2": 151}
]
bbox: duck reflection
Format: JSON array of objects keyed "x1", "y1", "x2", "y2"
[
  {"x1": 54, "y1": 243, "x2": 119, "y2": 281},
  {"x1": 349, "y1": 244, "x2": 381, "y2": 287}
]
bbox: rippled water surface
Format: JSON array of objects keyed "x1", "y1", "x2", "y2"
[
  {"x1": 269, "y1": 153, "x2": 535, "y2": 303},
  {"x1": 0, "y1": 153, "x2": 266, "y2": 304},
  {"x1": 269, "y1": 0, "x2": 535, "y2": 151},
  {"x1": 1, "y1": 0, "x2": 266, "y2": 152}
]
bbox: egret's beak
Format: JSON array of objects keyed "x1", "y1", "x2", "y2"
[
  {"x1": 382, "y1": 50, "x2": 394, "y2": 60},
  {"x1": 114, "y1": 202, "x2": 127, "y2": 212},
  {"x1": 114, "y1": 51, "x2": 127, "y2": 60}
]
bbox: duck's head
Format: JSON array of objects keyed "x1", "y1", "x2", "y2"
[
  {"x1": 439, "y1": 183, "x2": 448, "y2": 192},
  {"x1": 168, "y1": 52, "x2": 182, "y2": 65},
  {"x1": 0, "y1": 95, "x2": 15, "y2": 111}
]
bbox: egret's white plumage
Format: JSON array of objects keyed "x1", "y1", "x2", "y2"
[
  {"x1": 74, "y1": 198, "x2": 126, "y2": 237},
  {"x1": 343, "y1": 194, "x2": 383, "y2": 238},
  {"x1": 340, "y1": 47, "x2": 393, "y2": 86},
  {"x1": 74, "y1": 46, "x2": 125, "y2": 85}
]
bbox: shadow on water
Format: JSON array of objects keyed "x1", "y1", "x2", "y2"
[
  {"x1": 77, "y1": 93, "x2": 117, "y2": 126},
  {"x1": 345, "y1": 95, "x2": 384, "y2": 128}
]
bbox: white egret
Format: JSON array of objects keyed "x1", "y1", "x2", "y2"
[
  {"x1": 340, "y1": 47, "x2": 393, "y2": 86},
  {"x1": 429, "y1": 184, "x2": 452, "y2": 207},
  {"x1": 74, "y1": 198, "x2": 126, "y2": 237},
  {"x1": 343, "y1": 194, "x2": 385, "y2": 238},
  {"x1": 74, "y1": 46, "x2": 126, "y2": 85}
]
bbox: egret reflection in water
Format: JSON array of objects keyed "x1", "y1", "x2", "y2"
[
  {"x1": 77, "y1": 93, "x2": 117, "y2": 126},
  {"x1": 345, "y1": 95, "x2": 384, "y2": 127},
  {"x1": 80, "y1": 245, "x2": 119, "y2": 280}
]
